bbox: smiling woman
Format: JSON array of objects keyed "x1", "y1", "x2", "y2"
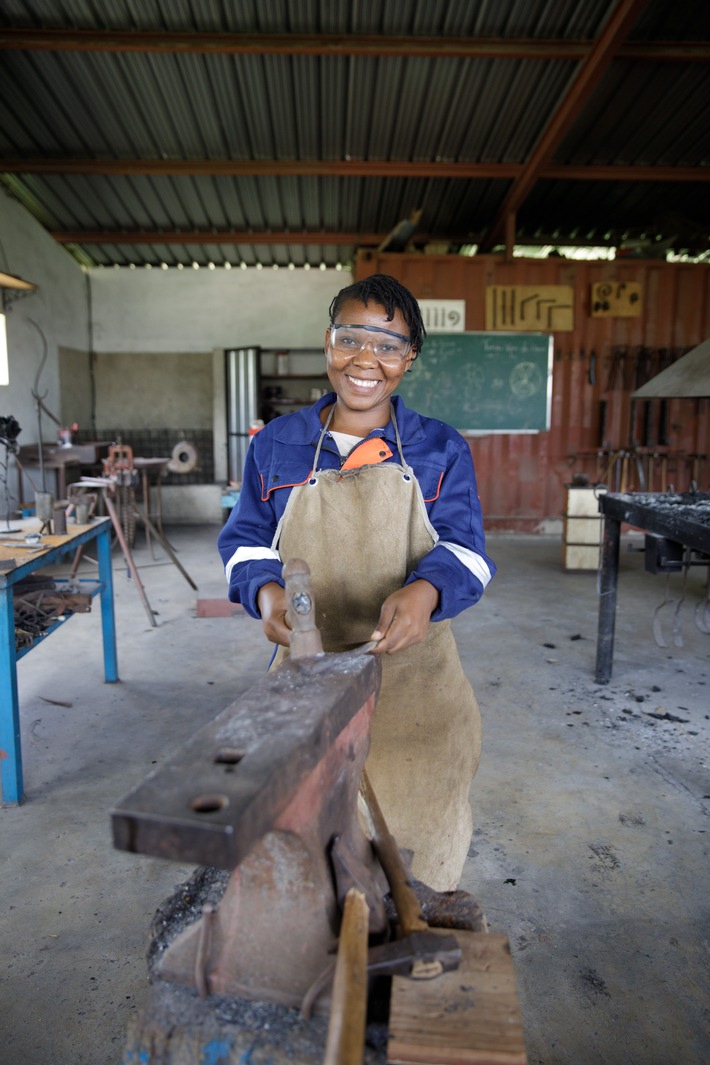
[{"x1": 217, "y1": 274, "x2": 496, "y2": 891}]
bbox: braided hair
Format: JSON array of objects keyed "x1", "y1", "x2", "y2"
[{"x1": 328, "y1": 274, "x2": 426, "y2": 359}]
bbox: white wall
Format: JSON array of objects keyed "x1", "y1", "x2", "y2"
[
  {"x1": 89, "y1": 266, "x2": 345, "y2": 353},
  {"x1": 0, "y1": 190, "x2": 87, "y2": 445}
]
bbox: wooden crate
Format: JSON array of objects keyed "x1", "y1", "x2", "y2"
[{"x1": 562, "y1": 485, "x2": 606, "y2": 571}]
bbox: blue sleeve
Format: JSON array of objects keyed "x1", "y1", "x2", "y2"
[
  {"x1": 406, "y1": 439, "x2": 496, "y2": 621},
  {"x1": 217, "y1": 442, "x2": 283, "y2": 617}
]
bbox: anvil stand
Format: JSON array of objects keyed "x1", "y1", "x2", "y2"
[
  {"x1": 113, "y1": 561, "x2": 507, "y2": 1065},
  {"x1": 70, "y1": 474, "x2": 196, "y2": 628}
]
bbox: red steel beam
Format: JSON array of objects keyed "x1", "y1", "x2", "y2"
[
  {"x1": 479, "y1": 0, "x2": 651, "y2": 252},
  {"x1": 1, "y1": 158, "x2": 707, "y2": 182},
  {"x1": 0, "y1": 158, "x2": 519, "y2": 179},
  {"x1": 0, "y1": 27, "x2": 707, "y2": 61}
]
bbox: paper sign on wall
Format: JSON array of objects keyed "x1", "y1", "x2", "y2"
[
  {"x1": 418, "y1": 300, "x2": 466, "y2": 332},
  {"x1": 485, "y1": 285, "x2": 574, "y2": 332}
]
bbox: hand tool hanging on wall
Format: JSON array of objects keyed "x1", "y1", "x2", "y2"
[{"x1": 605, "y1": 347, "x2": 626, "y2": 392}]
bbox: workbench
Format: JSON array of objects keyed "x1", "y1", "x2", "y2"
[
  {"x1": 16, "y1": 442, "x2": 111, "y2": 505},
  {"x1": 595, "y1": 491, "x2": 710, "y2": 683},
  {"x1": 0, "y1": 517, "x2": 118, "y2": 804}
]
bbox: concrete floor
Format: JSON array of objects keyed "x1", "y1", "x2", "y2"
[{"x1": 1, "y1": 525, "x2": 708, "y2": 1065}]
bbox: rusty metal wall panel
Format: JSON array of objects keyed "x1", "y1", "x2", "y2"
[{"x1": 357, "y1": 252, "x2": 710, "y2": 529}]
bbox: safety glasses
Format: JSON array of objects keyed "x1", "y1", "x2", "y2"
[{"x1": 328, "y1": 324, "x2": 412, "y2": 366}]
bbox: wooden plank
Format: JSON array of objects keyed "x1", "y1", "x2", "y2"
[
  {"x1": 196, "y1": 598, "x2": 244, "y2": 617},
  {"x1": 388, "y1": 933, "x2": 527, "y2": 1065}
]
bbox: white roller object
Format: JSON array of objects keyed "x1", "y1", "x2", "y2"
[{"x1": 167, "y1": 440, "x2": 198, "y2": 474}]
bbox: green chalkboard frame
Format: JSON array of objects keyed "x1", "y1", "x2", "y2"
[{"x1": 396, "y1": 331, "x2": 554, "y2": 434}]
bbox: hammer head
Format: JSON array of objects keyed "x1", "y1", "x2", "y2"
[{"x1": 367, "y1": 931, "x2": 462, "y2": 979}]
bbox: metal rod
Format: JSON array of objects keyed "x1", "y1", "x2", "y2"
[{"x1": 595, "y1": 514, "x2": 621, "y2": 684}]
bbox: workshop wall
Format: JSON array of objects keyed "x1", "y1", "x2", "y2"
[
  {"x1": 358, "y1": 252, "x2": 710, "y2": 531},
  {"x1": 0, "y1": 191, "x2": 87, "y2": 449},
  {"x1": 90, "y1": 351, "x2": 213, "y2": 429},
  {"x1": 88, "y1": 267, "x2": 343, "y2": 354},
  {"x1": 81, "y1": 265, "x2": 346, "y2": 521}
]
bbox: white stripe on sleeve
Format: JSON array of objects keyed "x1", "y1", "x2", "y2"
[
  {"x1": 225, "y1": 545, "x2": 281, "y2": 583},
  {"x1": 439, "y1": 541, "x2": 493, "y2": 588}
]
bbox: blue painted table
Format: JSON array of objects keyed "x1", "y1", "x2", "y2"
[{"x1": 0, "y1": 517, "x2": 118, "y2": 804}]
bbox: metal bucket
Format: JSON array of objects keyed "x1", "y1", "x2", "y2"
[{"x1": 35, "y1": 491, "x2": 54, "y2": 522}]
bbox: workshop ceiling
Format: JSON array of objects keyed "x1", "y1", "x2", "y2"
[{"x1": 0, "y1": 0, "x2": 708, "y2": 269}]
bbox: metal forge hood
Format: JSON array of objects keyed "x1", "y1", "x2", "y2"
[{"x1": 633, "y1": 339, "x2": 710, "y2": 398}]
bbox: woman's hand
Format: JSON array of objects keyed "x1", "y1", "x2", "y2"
[
  {"x1": 257, "y1": 581, "x2": 292, "y2": 646},
  {"x1": 369, "y1": 579, "x2": 439, "y2": 654}
]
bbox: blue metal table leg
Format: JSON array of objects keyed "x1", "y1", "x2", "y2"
[
  {"x1": 97, "y1": 523, "x2": 119, "y2": 683},
  {"x1": 0, "y1": 585, "x2": 22, "y2": 804}
]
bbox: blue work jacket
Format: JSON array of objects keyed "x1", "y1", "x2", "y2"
[{"x1": 218, "y1": 393, "x2": 495, "y2": 620}]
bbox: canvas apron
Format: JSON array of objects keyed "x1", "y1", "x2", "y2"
[{"x1": 271, "y1": 409, "x2": 481, "y2": 891}]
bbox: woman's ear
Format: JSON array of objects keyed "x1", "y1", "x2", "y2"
[{"x1": 323, "y1": 325, "x2": 332, "y2": 354}]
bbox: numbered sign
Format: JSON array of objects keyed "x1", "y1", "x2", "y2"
[
  {"x1": 485, "y1": 285, "x2": 574, "y2": 332},
  {"x1": 418, "y1": 299, "x2": 466, "y2": 333},
  {"x1": 591, "y1": 282, "x2": 642, "y2": 317}
]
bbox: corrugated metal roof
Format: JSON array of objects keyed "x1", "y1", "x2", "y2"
[{"x1": 0, "y1": 0, "x2": 708, "y2": 266}]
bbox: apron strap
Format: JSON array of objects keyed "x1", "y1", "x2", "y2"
[
  {"x1": 312, "y1": 403, "x2": 411, "y2": 476},
  {"x1": 311, "y1": 405, "x2": 336, "y2": 477}
]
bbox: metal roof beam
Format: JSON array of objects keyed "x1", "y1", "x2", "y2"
[
  {"x1": 2, "y1": 159, "x2": 707, "y2": 182},
  {"x1": 50, "y1": 230, "x2": 388, "y2": 246},
  {"x1": 479, "y1": 0, "x2": 651, "y2": 253},
  {"x1": 50, "y1": 229, "x2": 707, "y2": 249},
  {"x1": 0, "y1": 28, "x2": 707, "y2": 61}
]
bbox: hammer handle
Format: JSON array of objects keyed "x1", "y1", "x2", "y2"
[
  {"x1": 359, "y1": 771, "x2": 428, "y2": 938},
  {"x1": 323, "y1": 887, "x2": 369, "y2": 1065}
]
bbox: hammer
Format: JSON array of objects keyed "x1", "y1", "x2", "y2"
[
  {"x1": 320, "y1": 777, "x2": 461, "y2": 1063},
  {"x1": 359, "y1": 770, "x2": 461, "y2": 980}
]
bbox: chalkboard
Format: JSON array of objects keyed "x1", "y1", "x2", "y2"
[{"x1": 396, "y1": 332, "x2": 553, "y2": 433}]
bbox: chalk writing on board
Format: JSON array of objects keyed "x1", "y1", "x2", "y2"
[
  {"x1": 510, "y1": 362, "x2": 543, "y2": 399},
  {"x1": 397, "y1": 331, "x2": 553, "y2": 433}
]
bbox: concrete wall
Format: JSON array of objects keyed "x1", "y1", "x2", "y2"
[
  {"x1": 87, "y1": 266, "x2": 346, "y2": 519},
  {"x1": 0, "y1": 191, "x2": 88, "y2": 434},
  {"x1": 88, "y1": 266, "x2": 343, "y2": 354},
  {"x1": 0, "y1": 190, "x2": 88, "y2": 514}
]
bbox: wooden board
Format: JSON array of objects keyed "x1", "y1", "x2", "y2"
[
  {"x1": 387, "y1": 933, "x2": 527, "y2": 1065},
  {"x1": 590, "y1": 281, "x2": 642, "y2": 318},
  {"x1": 485, "y1": 285, "x2": 574, "y2": 332}
]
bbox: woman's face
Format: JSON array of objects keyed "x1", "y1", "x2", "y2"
[{"x1": 324, "y1": 298, "x2": 415, "y2": 426}]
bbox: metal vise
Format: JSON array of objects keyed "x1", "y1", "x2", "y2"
[{"x1": 111, "y1": 562, "x2": 385, "y2": 1008}]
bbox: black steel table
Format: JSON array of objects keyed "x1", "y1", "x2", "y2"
[{"x1": 595, "y1": 491, "x2": 710, "y2": 683}]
